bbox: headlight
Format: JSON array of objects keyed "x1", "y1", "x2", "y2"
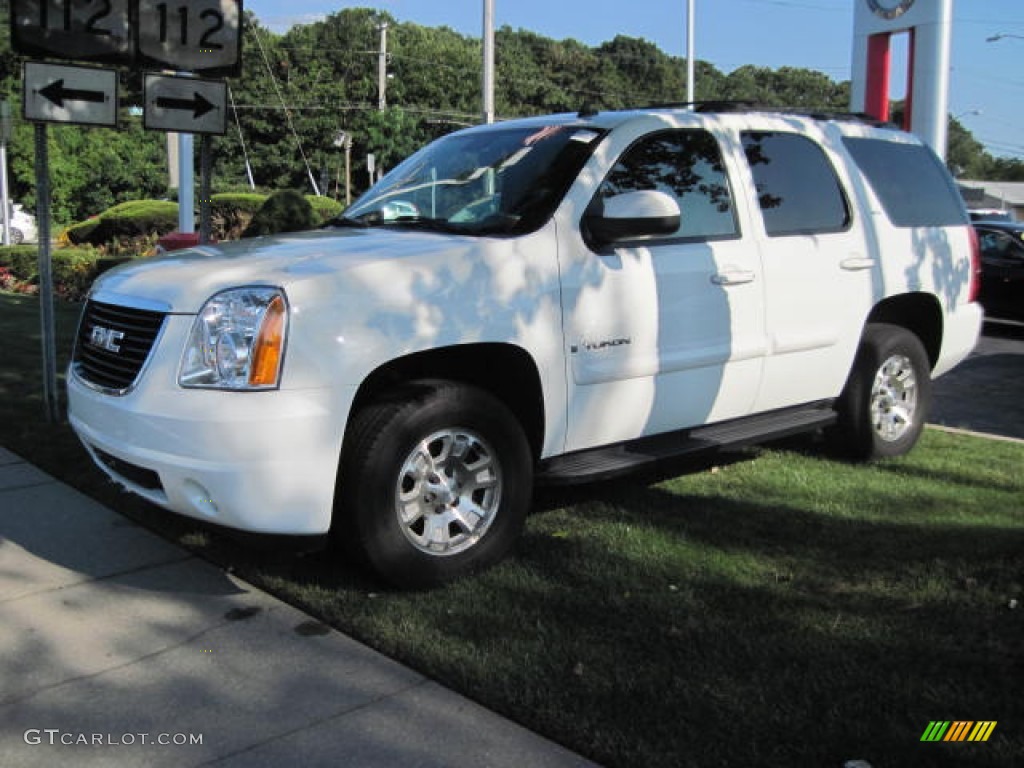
[{"x1": 179, "y1": 288, "x2": 288, "y2": 390}]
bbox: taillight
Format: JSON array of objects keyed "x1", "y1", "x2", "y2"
[{"x1": 967, "y1": 226, "x2": 982, "y2": 303}]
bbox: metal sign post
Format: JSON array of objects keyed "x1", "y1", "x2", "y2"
[
  {"x1": 12, "y1": 0, "x2": 245, "y2": 422},
  {"x1": 34, "y1": 123, "x2": 59, "y2": 423}
]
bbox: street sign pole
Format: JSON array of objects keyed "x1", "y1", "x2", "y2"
[{"x1": 34, "y1": 123, "x2": 59, "y2": 424}]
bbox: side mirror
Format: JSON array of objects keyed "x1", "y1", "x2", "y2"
[{"x1": 584, "y1": 190, "x2": 681, "y2": 248}]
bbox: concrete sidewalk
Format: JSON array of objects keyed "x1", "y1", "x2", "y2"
[{"x1": 0, "y1": 445, "x2": 598, "y2": 768}]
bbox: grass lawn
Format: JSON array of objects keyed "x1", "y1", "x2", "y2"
[{"x1": 2, "y1": 291, "x2": 1022, "y2": 767}]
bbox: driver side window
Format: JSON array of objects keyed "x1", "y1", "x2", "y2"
[{"x1": 598, "y1": 129, "x2": 739, "y2": 241}]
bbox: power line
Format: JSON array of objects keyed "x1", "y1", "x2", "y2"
[{"x1": 248, "y1": 24, "x2": 322, "y2": 194}]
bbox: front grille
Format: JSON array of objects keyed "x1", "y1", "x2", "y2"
[{"x1": 73, "y1": 300, "x2": 167, "y2": 393}]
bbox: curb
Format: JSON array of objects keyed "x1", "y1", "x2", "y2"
[{"x1": 925, "y1": 423, "x2": 1024, "y2": 445}]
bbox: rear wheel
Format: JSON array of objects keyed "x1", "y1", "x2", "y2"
[
  {"x1": 338, "y1": 381, "x2": 532, "y2": 588},
  {"x1": 830, "y1": 323, "x2": 931, "y2": 460},
  {"x1": 9, "y1": 228, "x2": 23, "y2": 245}
]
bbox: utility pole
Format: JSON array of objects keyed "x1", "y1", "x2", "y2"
[
  {"x1": 378, "y1": 22, "x2": 389, "y2": 111},
  {"x1": 482, "y1": 0, "x2": 495, "y2": 124},
  {"x1": 1, "y1": 102, "x2": 11, "y2": 247}
]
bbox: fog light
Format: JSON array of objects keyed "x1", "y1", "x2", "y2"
[{"x1": 183, "y1": 480, "x2": 219, "y2": 518}]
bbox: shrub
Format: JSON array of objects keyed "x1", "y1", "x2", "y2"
[
  {"x1": 0, "y1": 245, "x2": 104, "y2": 301},
  {"x1": 306, "y1": 195, "x2": 344, "y2": 224},
  {"x1": 210, "y1": 193, "x2": 268, "y2": 241},
  {"x1": 0, "y1": 246, "x2": 41, "y2": 281},
  {"x1": 63, "y1": 217, "x2": 101, "y2": 245},
  {"x1": 64, "y1": 200, "x2": 179, "y2": 247},
  {"x1": 242, "y1": 189, "x2": 317, "y2": 238}
]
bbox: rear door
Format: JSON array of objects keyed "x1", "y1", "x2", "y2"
[{"x1": 735, "y1": 128, "x2": 875, "y2": 412}]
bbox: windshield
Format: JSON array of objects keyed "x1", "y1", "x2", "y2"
[{"x1": 340, "y1": 124, "x2": 604, "y2": 236}]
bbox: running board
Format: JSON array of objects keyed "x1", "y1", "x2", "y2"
[{"x1": 537, "y1": 402, "x2": 837, "y2": 485}]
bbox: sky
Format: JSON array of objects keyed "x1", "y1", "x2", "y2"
[{"x1": 246, "y1": 0, "x2": 1024, "y2": 162}]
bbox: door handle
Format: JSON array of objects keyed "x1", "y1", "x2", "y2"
[
  {"x1": 711, "y1": 270, "x2": 755, "y2": 286},
  {"x1": 840, "y1": 256, "x2": 876, "y2": 271}
]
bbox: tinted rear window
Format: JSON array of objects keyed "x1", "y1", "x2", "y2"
[
  {"x1": 842, "y1": 138, "x2": 967, "y2": 227},
  {"x1": 741, "y1": 132, "x2": 850, "y2": 237}
]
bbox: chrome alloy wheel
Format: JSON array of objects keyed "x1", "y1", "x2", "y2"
[
  {"x1": 395, "y1": 428, "x2": 503, "y2": 556},
  {"x1": 870, "y1": 354, "x2": 918, "y2": 442}
]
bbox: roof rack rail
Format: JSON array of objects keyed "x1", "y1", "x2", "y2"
[{"x1": 640, "y1": 101, "x2": 895, "y2": 127}]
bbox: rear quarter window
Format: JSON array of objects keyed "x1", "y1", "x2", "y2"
[{"x1": 842, "y1": 137, "x2": 968, "y2": 228}]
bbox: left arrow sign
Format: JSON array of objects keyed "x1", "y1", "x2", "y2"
[
  {"x1": 24, "y1": 62, "x2": 118, "y2": 128},
  {"x1": 38, "y1": 80, "x2": 108, "y2": 108}
]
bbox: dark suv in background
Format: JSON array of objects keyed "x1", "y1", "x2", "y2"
[{"x1": 975, "y1": 220, "x2": 1024, "y2": 320}]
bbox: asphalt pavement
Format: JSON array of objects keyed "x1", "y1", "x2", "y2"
[
  {"x1": 930, "y1": 319, "x2": 1024, "y2": 442},
  {"x1": 0, "y1": 321, "x2": 1020, "y2": 767}
]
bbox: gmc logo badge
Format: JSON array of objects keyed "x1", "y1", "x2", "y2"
[{"x1": 89, "y1": 325, "x2": 125, "y2": 353}]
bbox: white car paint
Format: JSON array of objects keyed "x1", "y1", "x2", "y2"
[{"x1": 67, "y1": 108, "x2": 983, "y2": 539}]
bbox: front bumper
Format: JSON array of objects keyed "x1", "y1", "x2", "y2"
[{"x1": 67, "y1": 314, "x2": 351, "y2": 535}]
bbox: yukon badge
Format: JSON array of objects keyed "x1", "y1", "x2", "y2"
[
  {"x1": 89, "y1": 325, "x2": 125, "y2": 353},
  {"x1": 572, "y1": 337, "x2": 632, "y2": 353}
]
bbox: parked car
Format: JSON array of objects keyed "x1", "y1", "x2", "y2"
[
  {"x1": 974, "y1": 220, "x2": 1024, "y2": 320},
  {"x1": 67, "y1": 105, "x2": 983, "y2": 587},
  {"x1": 2, "y1": 203, "x2": 38, "y2": 244},
  {"x1": 969, "y1": 209, "x2": 1014, "y2": 223}
]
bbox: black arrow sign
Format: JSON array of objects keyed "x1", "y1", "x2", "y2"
[
  {"x1": 38, "y1": 79, "x2": 107, "y2": 108},
  {"x1": 155, "y1": 92, "x2": 217, "y2": 119}
]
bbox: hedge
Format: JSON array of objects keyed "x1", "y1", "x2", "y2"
[
  {"x1": 210, "y1": 193, "x2": 267, "y2": 241},
  {"x1": 307, "y1": 195, "x2": 344, "y2": 223},
  {"x1": 65, "y1": 200, "x2": 179, "y2": 246},
  {"x1": 0, "y1": 245, "x2": 107, "y2": 301},
  {"x1": 62, "y1": 194, "x2": 347, "y2": 247}
]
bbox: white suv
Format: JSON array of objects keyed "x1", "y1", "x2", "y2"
[{"x1": 67, "y1": 106, "x2": 983, "y2": 586}]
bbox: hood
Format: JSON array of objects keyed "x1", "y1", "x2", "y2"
[{"x1": 91, "y1": 227, "x2": 477, "y2": 312}]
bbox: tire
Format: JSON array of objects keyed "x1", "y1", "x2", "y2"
[
  {"x1": 337, "y1": 380, "x2": 533, "y2": 588},
  {"x1": 9, "y1": 228, "x2": 23, "y2": 245},
  {"x1": 829, "y1": 323, "x2": 932, "y2": 460}
]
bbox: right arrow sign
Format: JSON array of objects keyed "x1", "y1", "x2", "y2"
[
  {"x1": 144, "y1": 73, "x2": 226, "y2": 135},
  {"x1": 155, "y1": 92, "x2": 217, "y2": 120}
]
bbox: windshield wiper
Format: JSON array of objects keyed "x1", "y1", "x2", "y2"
[
  {"x1": 383, "y1": 216, "x2": 468, "y2": 234},
  {"x1": 325, "y1": 215, "x2": 370, "y2": 229}
]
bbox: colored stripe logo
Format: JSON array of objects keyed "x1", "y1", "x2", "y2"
[{"x1": 920, "y1": 721, "x2": 997, "y2": 742}]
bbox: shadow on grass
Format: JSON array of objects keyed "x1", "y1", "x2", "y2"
[
  {"x1": 461, "y1": 488, "x2": 1022, "y2": 767},
  {"x1": 208, "y1": 466, "x2": 1023, "y2": 768},
  {"x1": 3, "y1": 294, "x2": 1020, "y2": 767}
]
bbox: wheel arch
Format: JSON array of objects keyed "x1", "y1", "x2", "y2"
[
  {"x1": 345, "y1": 342, "x2": 546, "y2": 462},
  {"x1": 865, "y1": 292, "x2": 943, "y2": 370}
]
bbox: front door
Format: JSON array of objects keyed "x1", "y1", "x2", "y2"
[{"x1": 560, "y1": 128, "x2": 767, "y2": 453}]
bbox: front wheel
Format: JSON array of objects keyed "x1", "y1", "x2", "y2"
[
  {"x1": 337, "y1": 381, "x2": 532, "y2": 588},
  {"x1": 829, "y1": 324, "x2": 932, "y2": 460}
]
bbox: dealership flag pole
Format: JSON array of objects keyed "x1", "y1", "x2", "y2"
[{"x1": 686, "y1": 0, "x2": 696, "y2": 105}]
